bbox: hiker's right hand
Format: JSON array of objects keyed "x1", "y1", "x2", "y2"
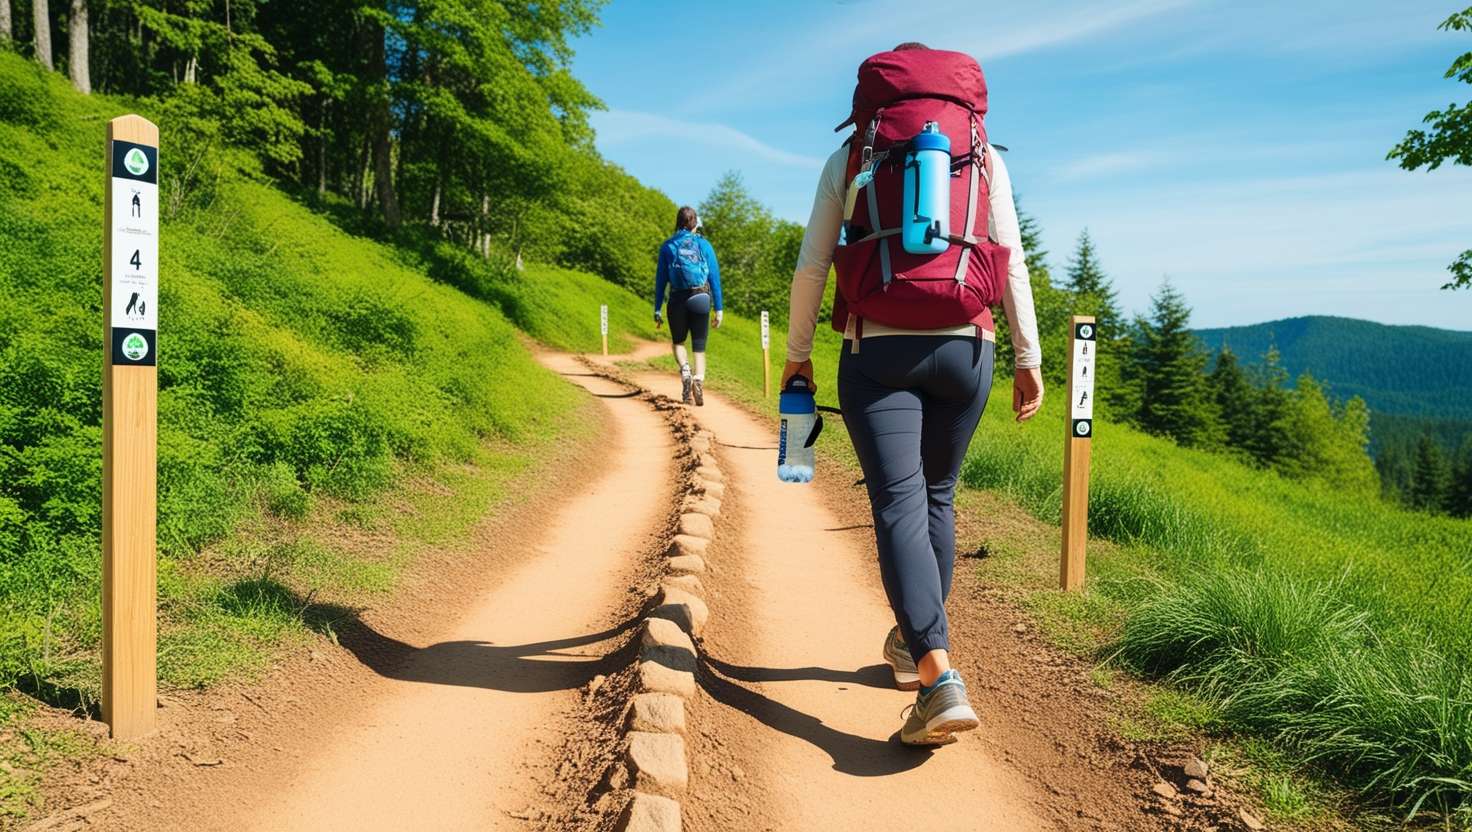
[
  {"x1": 653, "y1": 312, "x2": 662, "y2": 329},
  {"x1": 1013, "y1": 366, "x2": 1044, "y2": 422},
  {"x1": 781, "y1": 359, "x2": 814, "y2": 391}
]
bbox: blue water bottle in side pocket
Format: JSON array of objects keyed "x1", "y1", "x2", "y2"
[
  {"x1": 777, "y1": 377, "x2": 822, "y2": 483},
  {"x1": 902, "y1": 121, "x2": 952, "y2": 255}
]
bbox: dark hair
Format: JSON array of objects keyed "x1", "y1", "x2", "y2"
[
  {"x1": 893, "y1": 41, "x2": 930, "y2": 51},
  {"x1": 674, "y1": 205, "x2": 698, "y2": 233}
]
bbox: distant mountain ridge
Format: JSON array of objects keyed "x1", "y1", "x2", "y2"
[{"x1": 1193, "y1": 316, "x2": 1472, "y2": 450}]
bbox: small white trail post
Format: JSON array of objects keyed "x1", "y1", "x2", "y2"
[
  {"x1": 1061, "y1": 315, "x2": 1095, "y2": 592},
  {"x1": 600, "y1": 304, "x2": 608, "y2": 357},
  {"x1": 760, "y1": 310, "x2": 770, "y2": 398},
  {"x1": 102, "y1": 114, "x2": 159, "y2": 739}
]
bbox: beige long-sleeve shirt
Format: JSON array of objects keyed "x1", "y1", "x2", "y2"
[{"x1": 785, "y1": 143, "x2": 1042, "y2": 369}]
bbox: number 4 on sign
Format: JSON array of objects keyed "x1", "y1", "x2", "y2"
[{"x1": 130, "y1": 250, "x2": 141, "y2": 270}]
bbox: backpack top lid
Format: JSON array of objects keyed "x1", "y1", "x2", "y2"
[{"x1": 834, "y1": 49, "x2": 988, "y2": 132}]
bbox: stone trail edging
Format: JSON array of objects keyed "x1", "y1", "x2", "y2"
[{"x1": 576, "y1": 359, "x2": 727, "y2": 832}]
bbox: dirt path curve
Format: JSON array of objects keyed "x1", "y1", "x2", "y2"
[
  {"x1": 219, "y1": 354, "x2": 672, "y2": 831},
  {"x1": 625, "y1": 365, "x2": 1050, "y2": 831}
]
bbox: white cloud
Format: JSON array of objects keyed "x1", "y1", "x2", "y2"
[
  {"x1": 692, "y1": 0, "x2": 1199, "y2": 113},
  {"x1": 1029, "y1": 165, "x2": 1472, "y2": 328},
  {"x1": 968, "y1": 0, "x2": 1197, "y2": 60},
  {"x1": 1051, "y1": 150, "x2": 1165, "y2": 182},
  {"x1": 591, "y1": 110, "x2": 826, "y2": 169}
]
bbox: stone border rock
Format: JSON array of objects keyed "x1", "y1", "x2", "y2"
[{"x1": 576, "y1": 359, "x2": 727, "y2": 832}]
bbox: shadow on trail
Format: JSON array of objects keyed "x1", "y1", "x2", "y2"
[
  {"x1": 333, "y1": 614, "x2": 640, "y2": 693},
  {"x1": 698, "y1": 654, "x2": 932, "y2": 777}
]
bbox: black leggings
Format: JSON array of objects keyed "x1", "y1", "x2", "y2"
[
  {"x1": 837, "y1": 335, "x2": 995, "y2": 665},
  {"x1": 667, "y1": 288, "x2": 712, "y2": 351}
]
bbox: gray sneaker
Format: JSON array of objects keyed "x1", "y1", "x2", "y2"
[
  {"x1": 899, "y1": 670, "x2": 980, "y2": 746},
  {"x1": 882, "y1": 626, "x2": 920, "y2": 691},
  {"x1": 692, "y1": 379, "x2": 704, "y2": 407},
  {"x1": 680, "y1": 367, "x2": 692, "y2": 404}
]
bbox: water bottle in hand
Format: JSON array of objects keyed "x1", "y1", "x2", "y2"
[{"x1": 778, "y1": 377, "x2": 822, "y2": 483}]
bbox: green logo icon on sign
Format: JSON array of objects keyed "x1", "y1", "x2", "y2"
[
  {"x1": 123, "y1": 148, "x2": 149, "y2": 176},
  {"x1": 121, "y1": 333, "x2": 149, "y2": 361}
]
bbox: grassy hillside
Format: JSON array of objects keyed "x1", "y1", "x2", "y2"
[
  {"x1": 1194, "y1": 316, "x2": 1472, "y2": 450},
  {"x1": 0, "y1": 53, "x2": 607, "y2": 711},
  {"x1": 962, "y1": 386, "x2": 1472, "y2": 818}
]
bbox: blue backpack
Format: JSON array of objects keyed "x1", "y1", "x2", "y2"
[{"x1": 669, "y1": 234, "x2": 710, "y2": 290}]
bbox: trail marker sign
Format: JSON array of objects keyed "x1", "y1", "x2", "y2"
[
  {"x1": 600, "y1": 304, "x2": 608, "y2": 357},
  {"x1": 102, "y1": 115, "x2": 159, "y2": 739},
  {"x1": 760, "y1": 310, "x2": 771, "y2": 397},
  {"x1": 1060, "y1": 316, "x2": 1095, "y2": 592}
]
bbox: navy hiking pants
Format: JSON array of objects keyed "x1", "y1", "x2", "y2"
[{"x1": 837, "y1": 335, "x2": 995, "y2": 665}]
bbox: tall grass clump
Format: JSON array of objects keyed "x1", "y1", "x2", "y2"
[{"x1": 1117, "y1": 570, "x2": 1472, "y2": 818}]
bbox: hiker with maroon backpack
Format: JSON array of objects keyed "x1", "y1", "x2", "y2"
[
  {"x1": 782, "y1": 43, "x2": 1044, "y2": 745},
  {"x1": 655, "y1": 206, "x2": 724, "y2": 405}
]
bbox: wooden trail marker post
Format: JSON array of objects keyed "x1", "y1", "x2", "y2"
[
  {"x1": 600, "y1": 304, "x2": 608, "y2": 357},
  {"x1": 102, "y1": 114, "x2": 159, "y2": 739},
  {"x1": 1060, "y1": 315, "x2": 1096, "y2": 592},
  {"x1": 760, "y1": 310, "x2": 770, "y2": 397}
]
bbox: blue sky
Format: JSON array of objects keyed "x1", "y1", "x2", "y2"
[{"x1": 571, "y1": 0, "x2": 1472, "y2": 329}]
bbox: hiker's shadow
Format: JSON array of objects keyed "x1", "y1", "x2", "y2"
[
  {"x1": 336, "y1": 616, "x2": 639, "y2": 693},
  {"x1": 699, "y1": 655, "x2": 935, "y2": 777}
]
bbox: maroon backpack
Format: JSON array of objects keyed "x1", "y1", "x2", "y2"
[{"x1": 830, "y1": 49, "x2": 1009, "y2": 334}]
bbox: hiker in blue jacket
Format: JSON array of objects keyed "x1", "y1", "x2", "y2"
[{"x1": 654, "y1": 206, "x2": 724, "y2": 406}]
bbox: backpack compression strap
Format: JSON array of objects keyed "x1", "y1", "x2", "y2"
[{"x1": 951, "y1": 113, "x2": 985, "y2": 285}]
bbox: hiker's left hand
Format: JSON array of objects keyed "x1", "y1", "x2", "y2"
[{"x1": 713, "y1": 310, "x2": 723, "y2": 329}]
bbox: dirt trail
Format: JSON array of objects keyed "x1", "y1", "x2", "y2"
[
  {"x1": 627, "y1": 366, "x2": 1050, "y2": 831},
  {"x1": 242, "y1": 356, "x2": 670, "y2": 831}
]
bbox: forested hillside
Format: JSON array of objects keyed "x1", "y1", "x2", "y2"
[
  {"x1": 0, "y1": 0, "x2": 677, "y2": 292},
  {"x1": 1194, "y1": 316, "x2": 1472, "y2": 440}
]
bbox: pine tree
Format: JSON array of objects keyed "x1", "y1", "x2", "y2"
[
  {"x1": 994, "y1": 201, "x2": 1071, "y2": 382},
  {"x1": 1445, "y1": 438, "x2": 1472, "y2": 517},
  {"x1": 1209, "y1": 346, "x2": 1259, "y2": 458},
  {"x1": 1064, "y1": 229, "x2": 1122, "y2": 338},
  {"x1": 1017, "y1": 202, "x2": 1049, "y2": 278},
  {"x1": 1409, "y1": 434, "x2": 1451, "y2": 512},
  {"x1": 1246, "y1": 344, "x2": 1292, "y2": 468},
  {"x1": 1136, "y1": 280, "x2": 1220, "y2": 447},
  {"x1": 1375, "y1": 438, "x2": 1415, "y2": 504}
]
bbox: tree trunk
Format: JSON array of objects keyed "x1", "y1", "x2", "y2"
[
  {"x1": 317, "y1": 102, "x2": 328, "y2": 196},
  {"x1": 33, "y1": 0, "x2": 53, "y2": 70},
  {"x1": 429, "y1": 173, "x2": 441, "y2": 228},
  {"x1": 354, "y1": 133, "x2": 370, "y2": 209},
  {"x1": 184, "y1": 53, "x2": 198, "y2": 84},
  {"x1": 480, "y1": 194, "x2": 491, "y2": 258},
  {"x1": 1, "y1": 0, "x2": 13, "y2": 42},
  {"x1": 67, "y1": 0, "x2": 88, "y2": 93},
  {"x1": 366, "y1": 21, "x2": 399, "y2": 229}
]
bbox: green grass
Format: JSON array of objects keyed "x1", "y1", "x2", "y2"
[{"x1": 962, "y1": 381, "x2": 1472, "y2": 819}]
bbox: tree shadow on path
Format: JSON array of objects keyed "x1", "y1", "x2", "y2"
[
  {"x1": 699, "y1": 654, "x2": 933, "y2": 777},
  {"x1": 334, "y1": 614, "x2": 640, "y2": 694}
]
